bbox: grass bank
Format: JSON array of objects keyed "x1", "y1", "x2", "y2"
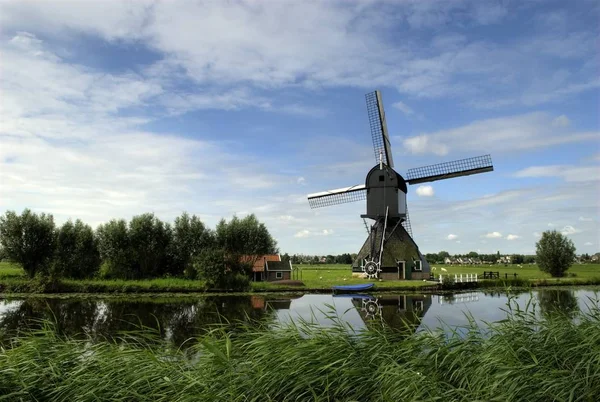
[
  {"x1": 2, "y1": 262, "x2": 600, "y2": 294},
  {"x1": 1, "y1": 301, "x2": 599, "y2": 401}
]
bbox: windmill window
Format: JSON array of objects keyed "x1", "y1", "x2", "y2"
[
  {"x1": 414, "y1": 300, "x2": 424, "y2": 311},
  {"x1": 379, "y1": 175, "x2": 384, "y2": 182},
  {"x1": 276, "y1": 272, "x2": 283, "y2": 279},
  {"x1": 414, "y1": 261, "x2": 422, "y2": 271}
]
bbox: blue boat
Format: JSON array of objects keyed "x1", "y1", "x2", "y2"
[{"x1": 332, "y1": 283, "x2": 374, "y2": 293}]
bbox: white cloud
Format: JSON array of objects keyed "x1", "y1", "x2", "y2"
[
  {"x1": 578, "y1": 216, "x2": 593, "y2": 222},
  {"x1": 533, "y1": 232, "x2": 541, "y2": 238},
  {"x1": 561, "y1": 225, "x2": 581, "y2": 235},
  {"x1": 584, "y1": 242, "x2": 593, "y2": 246},
  {"x1": 294, "y1": 230, "x2": 311, "y2": 238},
  {"x1": 403, "y1": 113, "x2": 598, "y2": 156},
  {"x1": 415, "y1": 185, "x2": 435, "y2": 197},
  {"x1": 294, "y1": 229, "x2": 334, "y2": 238},
  {"x1": 447, "y1": 234, "x2": 458, "y2": 240},
  {"x1": 403, "y1": 135, "x2": 449, "y2": 156},
  {"x1": 552, "y1": 115, "x2": 570, "y2": 127},
  {"x1": 484, "y1": 231, "x2": 503, "y2": 238},
  {"x1": 297, "y1": 177, "x2": 306, "y2": 185},
  {"x1": 0, "y1": 0, "x2": 594, "y2": 108},
  {"x1": 506, "y1": 234, "x2": 521, "y2": 240},
  {"x1": 392, "y1": 101, "x2": 415, "y2": 116},
  {"x1": 514, "y1": 165, "x2": 600, "y2": 182}
]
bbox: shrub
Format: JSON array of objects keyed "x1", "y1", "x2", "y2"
[
  {"x1": 54, "y1": 220, "x2": 100, "y2": 279},
  {"x1": 193, "y1": 249, "x2": 250, "y2": 291},
  {"x1": 0, "y1": 209, "x2": 56, "y2": 278},
  {"x1": 536, "y1": 230, "x2": 576, "y2": 277}
]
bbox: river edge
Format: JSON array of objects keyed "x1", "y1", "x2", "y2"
[{"x1": 2, "y1": 279, "x2": 600, "y2": 298}]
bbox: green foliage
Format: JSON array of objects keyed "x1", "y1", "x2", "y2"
[
  {"x1": 215, "y1": 214, "x2": 277, "y2": 258},
  {"x1": 536, "y1": 230, "x2": 576, "y2": 277},
  {"x1": 193, "y1": 248, "x2": 226, "y2": 286},
  {"x1": 1, "y1": 303, "x2": 599, "y2": 401},
  {"x1": 96, "y1": 219, "x2": 133, "y2": 279},
  {"x1": 170, "y1": 212, "x2": 213, "y2": 278},
  {"x1": 54, "y1": 220, "x2": 100, "y2": 279},
  {"x1": 193, "y1": 249, "x2": 250, "y2": 291},
  {"x1": 0, "y1": 209, "x2": 56, "y2": 278},
  {"x1": 128, "y1": 213, "x2": 172, "y2": 278}
]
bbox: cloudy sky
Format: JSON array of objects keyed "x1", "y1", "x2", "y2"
[{"x1": 0, "y1": 0, "x2": 598, "y2": 256}]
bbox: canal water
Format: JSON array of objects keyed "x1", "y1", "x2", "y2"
[{"x1": 1, "y1": 288, "x2": 598, "y2": 345}]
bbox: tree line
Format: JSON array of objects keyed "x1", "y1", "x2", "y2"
[
  {"x1": 424, "y1": 251, "x2": 537, "y2": 264},
  {"x1": 0, "y1": 209, "x2": 277, "y2": 288}
]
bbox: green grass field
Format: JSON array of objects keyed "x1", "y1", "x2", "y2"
[{"x1": 1, "y1": 261, "x2": 599, "y2": 293}]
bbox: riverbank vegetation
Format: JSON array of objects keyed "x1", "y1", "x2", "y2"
[
  {"x1": 2, "y1": 261, "x2": 600, "y2": 294},
  {"x1": 1, "y1": 299, "x2": 599, "y2": 401},
  {"x1": 0, "y1": 209, "x2": 277, "y2": 291}
]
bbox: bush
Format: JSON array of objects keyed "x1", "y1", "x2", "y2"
[
  {"x1": 536, "y1": 230, "x2": 576, "y2": 277},
  {"x1": 193, "y1": 249, "x2": 250, "y2": 291},
  {"x1": 0, "y1": 209, "x2": 56, "y2": 278},
  {"x1": 54, "y1": 220, "x2": 100, "y2": 279}
]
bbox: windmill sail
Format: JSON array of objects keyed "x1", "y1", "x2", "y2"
[
  {"x1": 366, "y1": 91, "x2": 394, "y2": 168},
  {"x1": 405, "y1": 154, "x2": 493, "y2": 185},
  {"x1": 308, "y1": 185, "x2": 366, "y2": 208}
]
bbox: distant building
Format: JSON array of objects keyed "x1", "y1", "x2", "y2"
[
  {"x1": 497, "y1": 255, "x2": 512, "y2": 264},
  {"x1": 246, "y1": 254, "x2": 292, "y2": 282}
]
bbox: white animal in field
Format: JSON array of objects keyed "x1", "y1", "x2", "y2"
[
  {"x1": 431, "y1": 267, "x2": 437, "y2": 271},
  {"x1": 319, "y1": 276, "x2": 323, "y2": 280},
  {"x1": 441, "y1": 267, "x2": 448, "y2": 272},
  {"x1": 343, "y1": 278, "x2": 347, "y2": 281}
]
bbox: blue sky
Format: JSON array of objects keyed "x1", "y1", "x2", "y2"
[{"x1": 0, "y1": 0, "x2": 598, "y2": 256}]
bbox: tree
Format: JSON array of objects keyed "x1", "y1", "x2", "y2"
[
  {"x1": 96, "y1": 219, "x2": 133, "y2": 279},
  {"x1": 467, "y1": 251, "x2": 479, "y2": 258},
  {"x1": 0, "y1": 209, "x2": 56, "y2": 278},
  {"x1": 129, "y1": 213, "x2": 172, "y2": 278},
  {"x1": 536, "y1": 230, "x2": 576, "y2": 277},
  {"x1": 171, "y1": 212, "x2": 213, "y2": 277},
  {"x1": 54, "y1": 220, "x2": 100, "y2": 279},
  {"x1": 215, "y1": 214, "x2": 277, "y2": 263},
  {"x1": 438, "y1": 251, "x2": 450, "y2": 260}
]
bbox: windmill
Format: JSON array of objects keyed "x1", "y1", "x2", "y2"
[{"x1": 307, "y1": 90, "x2": 494, "y2": 280}]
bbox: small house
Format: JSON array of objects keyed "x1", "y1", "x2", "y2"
[{"x1": 247, "y1": 254, "x2": 293, "y2": 282}]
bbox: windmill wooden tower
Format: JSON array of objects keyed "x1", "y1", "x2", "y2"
[{"x1": 307, "y1": 90, "x2": 494, "y2": 280}]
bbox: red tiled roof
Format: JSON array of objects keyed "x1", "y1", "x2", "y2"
[{"x1": 241, "y1": 254, "x2": 280, "y2": 272}]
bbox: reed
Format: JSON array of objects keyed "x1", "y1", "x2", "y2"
[{"x1": 1, "y1": 298, "x2": 599, "y2": 401}]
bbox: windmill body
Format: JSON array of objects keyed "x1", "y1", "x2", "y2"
[{"x1": 307, "y1": 90, "x2": 494, "y2": 280}]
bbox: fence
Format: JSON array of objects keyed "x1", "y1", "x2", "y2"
[{"x1": 437, "y1": 273, "x2": 478, "y2": 284}]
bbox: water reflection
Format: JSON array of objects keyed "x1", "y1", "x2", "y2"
[{"x1": 0, "y1": 288, "x2": 598, "y2": 346}]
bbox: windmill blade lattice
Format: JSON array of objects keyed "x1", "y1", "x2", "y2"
[
  {"x1": 402, "y1": 204, "x2": 413, "y2": 238},
  {"x1": 308, "y1": 185, "x2": 367, "y2": 209},
  {"x1": 405, "y1": 154, "x2": 493, "y2": 185},
  {"x1": 365, "y1": 91, "x2": 394, "y2": 168}
]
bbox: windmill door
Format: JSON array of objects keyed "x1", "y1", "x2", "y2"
[{"x1": 397, "y1": 261, "x2": 406, "y2": 280}]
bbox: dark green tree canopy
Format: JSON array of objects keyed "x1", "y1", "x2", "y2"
[
  {"x1": 128, "y1": 213, "x2": 172, "y2": 279},
  {"x1": 96, "y1": 219, "x2": 132, "y2": 279},
  {"x1": 54, "y1": 219, "x2": 100, "y2": 279},
  {"x1": 171, "y1": 212, "x2": 213, "y2": 277},
  {"x1": 215, "y1": 214, "x2": 277, "y2": 257},
  {"x1": 536, "y1": 230, "x2": 576, "y2": 277},
  {"x1": 0, "y1": 209, "x2": 56, "y2": 278}
]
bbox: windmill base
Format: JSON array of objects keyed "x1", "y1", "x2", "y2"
[{"x1": 352, "y1": 219, "x2": 430, "y2": 280}]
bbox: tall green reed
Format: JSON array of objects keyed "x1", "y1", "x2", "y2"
[{"x1": 0, "y1": 298, "x2": 599, "y2": 401}]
